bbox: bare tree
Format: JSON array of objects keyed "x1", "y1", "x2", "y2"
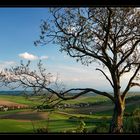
[
  {"x1": 34, "y1": 7, "x2": 140, "y2": 133},
  {"x1": 0, "y1": 60, "x2": 64, "y2": 109}
]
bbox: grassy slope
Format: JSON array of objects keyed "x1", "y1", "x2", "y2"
[
  {"x1": 61, "y1": 95, "x2": 110, "y2": 104},
  {"x1": 0, "y1": 111, "x2": 96, "y2": 133},
  {"x1": 0, "y1": 95, "x2": 41, "y2": 106}
]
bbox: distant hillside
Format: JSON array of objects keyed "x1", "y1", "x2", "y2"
[
  {"x1": 0, "y1": 90, "x2": 139, "y2": 96},
  {"x1": 0, "y1": 91, "x2": 25, "y2": 95}
]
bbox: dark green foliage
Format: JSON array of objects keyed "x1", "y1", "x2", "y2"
[
  {"x1": 132, "y1": 108, "x2": 140, "y2": 116},
  {"x1": 36, "y1": 104, "x2": 53, "y2": 110},
  {"x1": 35, "y1": 127, "x2": 49, "y2": 133},
  {"x1": 76, "y1": 120, "x2": 87, "y2": 133},
  {"x1": 62, "y1": 119, "x2": 87, "y2": 133},
  {"x1": 124, "y1": 117, "x2": 140, "y2": 133},
  {"x1": 123, "y1": 108, "x2": 140, "y2": 133},
  {"x1": 126, "y1": 95, "x2": 140, "y2": 103},
  {"x1": 92, "y1": 123, "x2": 109, "y2": 133},
  {"x1": 124, "y1": 112, "x2": 132, "y2": 117}
]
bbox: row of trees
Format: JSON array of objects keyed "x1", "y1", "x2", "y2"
[{"x1": 0, "y1": 7, "x2": 140, "y2": 133}]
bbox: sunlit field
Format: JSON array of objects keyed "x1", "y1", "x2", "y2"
[{"x1": 0, "y1": 93, "x2": 139, "y2": 133}]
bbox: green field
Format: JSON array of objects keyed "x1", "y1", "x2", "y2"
[
  {"x1": 0, "y1": 95, "x2": 41, "y2": 106},
  {"x1": 0, "y1": 93, "x2": 139, "y2": 133},
  {"x1": 61, "y1": 95, "x2": 110, "y2": 104}
]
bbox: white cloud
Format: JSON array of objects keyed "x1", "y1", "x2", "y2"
[
  {"x1": 19, "y1": 52, "x2": 38, "y2": 60},
  {"x1": 18, "y1": 52, "x2": 49, "y2": 61},
  {"x1": 40, "y1": 56, "x2": 48, "y2": 60}
]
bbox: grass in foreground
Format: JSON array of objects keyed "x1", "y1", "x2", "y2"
[{"x1": 0, "y1": 119, "x2": 33, "y2": 133}]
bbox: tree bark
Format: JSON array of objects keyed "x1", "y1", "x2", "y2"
[{"x1": 110, "y1": 99, "x2": 125, "y2": 133}]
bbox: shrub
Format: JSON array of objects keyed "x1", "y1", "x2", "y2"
[
  {"x1": 63, "y1": 120, "x2": 87, "y2": 133},
  {"x1": 92, "y1": 123, "x2": 109, "y2": 133},
  {"x1": 132, "y1": 108, "x2": 140, "y2": 116},
  {"x1": 124, "y1": 112, "x2": 132, "y2": 117},
  {"x1": 76, "y1": 120, "x2": 87, "y2": 133},
  {"x1": 123, "y1": 108, "x2": 140, "y2": 133},
  {"x1": 35, "y1": 127, "x2": 49, "y2": 133},
  {"x1": 124, "y1": 117, "x2": 140, "y2": 133}
]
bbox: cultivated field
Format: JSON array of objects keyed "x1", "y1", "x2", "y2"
[{"x1": 0, "y1": 93, "x2": 139, "y2": 133}]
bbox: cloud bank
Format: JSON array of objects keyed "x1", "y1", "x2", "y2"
[
  {"x1": 0, "y1": 61, "x2": 16, "y2": 70},
  {"x1": 18, "y1": 52, "x2": 48, "y2": 60}
]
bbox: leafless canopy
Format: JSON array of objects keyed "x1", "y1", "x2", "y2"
[
  {"x1": 34, "y1": 8, "x2": 140, "y2": 101},
  {"x1": 34, "y1": 8, "x2": 140, "y2": 132}
]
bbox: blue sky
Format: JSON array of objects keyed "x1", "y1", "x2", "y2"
[{"x1": 0, "y1": 8, "x2": 139, "y2": 92}]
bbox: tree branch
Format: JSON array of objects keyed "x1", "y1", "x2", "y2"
[
  {"x1": 122, "y1": 63, "x2": 140, "y2": 100},
  {"x1": 72, "y1": 45, "x2": 108, "y2": 66},
  {"x1": 119, "y1": 63, "x2": 131, "y2": 76},
  {"x1": 96, "y1": 68, "x2": 114, "y2": 88},
  {"x1": 131, "y1": 82, "x2": 140, "y2": 87},
  {"x1": 117, "y1": 40, "x2": 140, "y2": 68},
  {"x1": 44, "y1": 87, "x2": 115, "y2": 103}
]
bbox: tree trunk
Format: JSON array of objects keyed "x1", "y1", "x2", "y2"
[{"x1": 110, "y1": 100, "x2": 125, "y2": 133}]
